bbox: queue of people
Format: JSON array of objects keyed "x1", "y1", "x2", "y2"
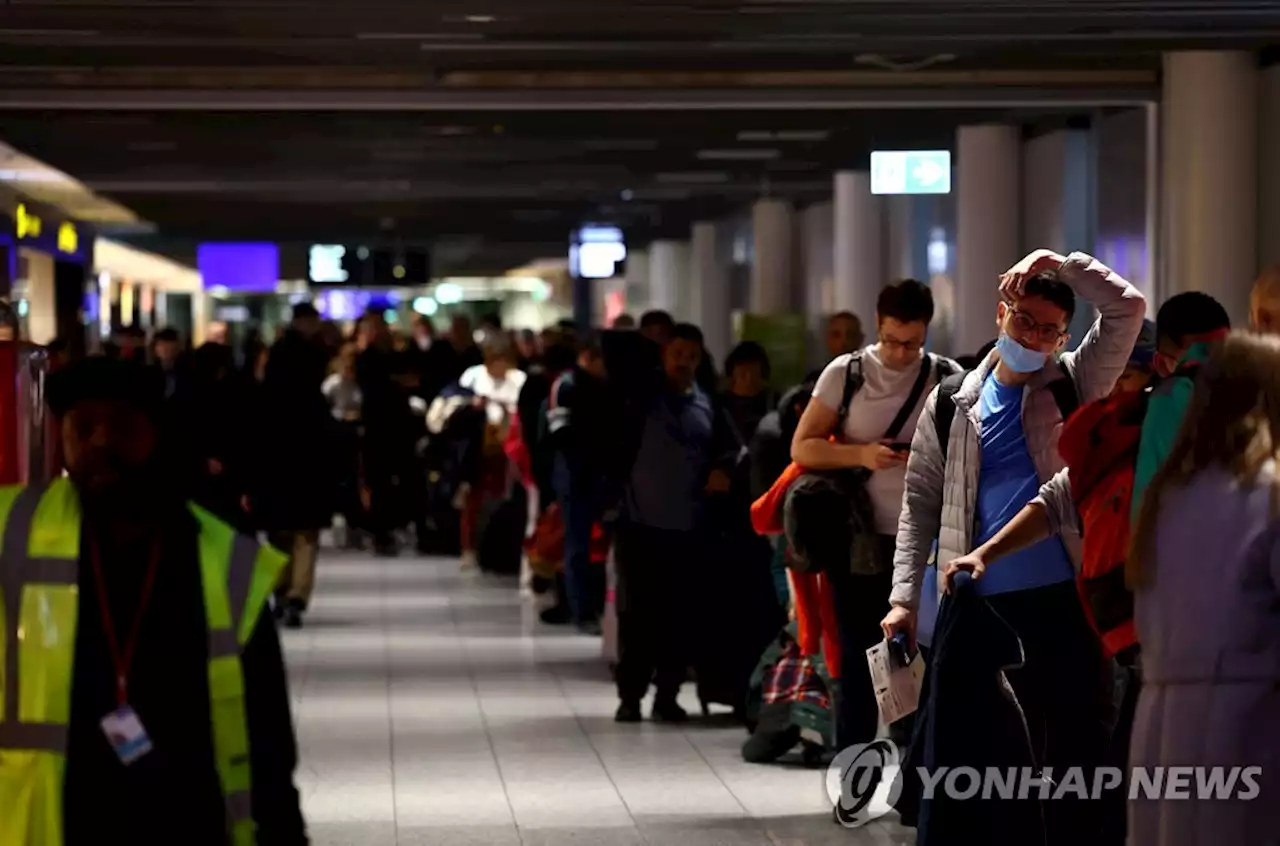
[
  {"x1": 763, "y1": 249, "x2": 1276, "y2": 845},
  {"x1": 4, "y1": 249, "x2": 1279, "y2": 845}
]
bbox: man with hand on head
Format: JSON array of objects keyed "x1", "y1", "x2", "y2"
[{"x1": 884, "y1": 248, "x2": 1145, "y2": 846}]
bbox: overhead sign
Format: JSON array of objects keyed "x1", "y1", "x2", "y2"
[
  {"x1": 10, "y1": 203, "x2": 87, "y2": 260},
  {"x1": 570, "y1": 225, "x2": 627, "y2": 280},
  {"x1": 870, "y1": 150, "x2": 952, "y2": 195},
  {"x1": 309, "y1": 244, "x2": 349, "y2": 284},
  {"x1": 57, "y1": 222, "x2": 78, "y2": 255},
  {"x1": 197, "y1": 242, "x2": 280, "y2": 293},
  {"x1": 15, "y1": 204, "x2": 41, "y2": 239}
]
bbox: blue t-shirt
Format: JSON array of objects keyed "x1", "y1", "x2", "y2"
[{"x1": 973, "y1": 372, "x2": 1075, "y2": 596}]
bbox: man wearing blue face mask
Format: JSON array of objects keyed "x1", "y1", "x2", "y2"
[{"x1": 883, "y1": 248, "x2": 1145, "y2": 845}]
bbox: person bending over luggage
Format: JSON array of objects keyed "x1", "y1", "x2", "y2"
[
  {"x1": 940, "y1": 292, "x2": 1231, "y2": 846},
  {"x1": 613, "y1": 323, "x2": 719, "y2": 724},
  {"x1": 790, "y1": 279, "x2": 958, "y2": 751},
  {"x1": 883, "y1": 248, "x2": 1145, "y2": 846}
]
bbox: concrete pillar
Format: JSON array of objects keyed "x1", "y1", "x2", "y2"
[
  {"x1": 691, "y1": 221, "x2": 731, "y2": 365},
  {"x1": 23, "y1": 250, "x2": 56, "y2": 344},
  {"x1": 648, "y1": 239, "x2": 689, "y2": 318},
  {"x1": 1022, "y1": 128, "x2": 1098, "y2": 348},
  {"x1": 801, "y1": 202, "x2": 835, "y2": 368},
  {"x1": 1161, "y1": 51, "x2": 1258, "y2": 325},
  {"x1": 1259, "y1": 64, "x2": 1280, "y2": 271},
  {"x1": 624, "y1": 247, "x2": 651, "y2": 314},
  {"x1": 955, "y1": 125, "x2": 1022, "y2": 357},
  {"x1": 834, "y1": 171, "x2": 882, "y2": 332},
  {"x1": 751, "y1": 198, "x2": 795, "y2": 313}
]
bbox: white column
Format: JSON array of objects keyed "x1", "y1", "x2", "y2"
[
  {"x1": 691, "y1": 221, "x2": 731, "y2": 364},
  {"x1": 623, "y1": 247, "x2": 651, "y2": 314},
  {"x1": 751, "y1": 198, "x2": 795, "y2": 313},
  {"x1": 1162, "y1": 51, "x2": 1258, "y2": 326},
  {"x1": 802, "y1": 202, "x2": 835, "y2": 368},
  {"x1": 1259, "y1": 64, "x2": 1280, "y2": 272},
  {"x1": 955, "y1": 125, "x2": 1021, "y2": 357},
  {"x1": 23, "y1": 250, "x2": 56, "y2": 344},
  {"x1": 834, "y1": 171, "x2": 882, "y2": 332},
  {"x1": 648, "y1": 239, "x2": 689, "y2": 318}
]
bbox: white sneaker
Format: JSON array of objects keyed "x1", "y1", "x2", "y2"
[{"x1": 460, "y1": 550, "x2": 478, "y2": 571}]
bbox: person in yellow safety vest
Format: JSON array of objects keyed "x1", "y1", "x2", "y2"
[{"x1": 0, "y1": 357, "x2": 308, "y2": 846}]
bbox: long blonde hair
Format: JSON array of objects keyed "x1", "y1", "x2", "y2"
[{"x1": 1129, "y1": 332, "x2": 1280, "y2": 588}]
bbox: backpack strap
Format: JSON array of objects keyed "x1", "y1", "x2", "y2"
[
  {"x1": 884, "y1": 353, "x2": 935, "y2": 442},
  {"x1": 935, "y1": 370, "x2": 967, "y2": 462},
  {"x1": 1047, "y1": 369, "x2": 1079, "y2": 423},
  {"x1": 834, "y1": 351, "x2": 865, "y2": 435}
]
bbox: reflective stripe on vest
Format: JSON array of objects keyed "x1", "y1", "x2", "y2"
[{"x1": 0, "y1": 480, "x2": 286, "y2": 846}]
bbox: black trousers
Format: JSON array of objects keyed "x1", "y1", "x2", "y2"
[
  {"x1": 1102, "y1": 649, "x2": 1141, "y2": 845},
  {"x1": 985, "y1": 580, "x2": 1113, "y2": 846},
  {"x1": 825, "y1": 535, "x2": 896, "y2": 750},
  {"x1": 614, "y1": 523, "x2": 697, "y2": 704}
]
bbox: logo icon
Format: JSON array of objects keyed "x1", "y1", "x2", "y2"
[{"x1": 825, "y1": 739, "x2": 902, "y2": 828}]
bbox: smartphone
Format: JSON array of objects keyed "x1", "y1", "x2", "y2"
[{"x1": 890, "y1": 442, "x2": 912, "y2": 453}]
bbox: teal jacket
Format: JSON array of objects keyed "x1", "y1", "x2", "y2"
[{"x1": 1130, "y1": 341, "x2": 1214, "y2": 523}]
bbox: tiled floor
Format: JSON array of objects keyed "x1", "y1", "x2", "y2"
[{"x1": 282, "y1": 551, "x2": 913, "y2": 846}]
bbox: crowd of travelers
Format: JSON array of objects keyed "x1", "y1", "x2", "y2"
[{"x1": 8, "y1": 250, "x2": 1280, "y2": 846}]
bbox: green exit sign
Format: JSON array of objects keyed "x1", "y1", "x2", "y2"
[{"x1": 870, "y1": 150, "x2": 952, "y2": 195}]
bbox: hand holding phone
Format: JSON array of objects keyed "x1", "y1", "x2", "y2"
[{"x1": 863, "y1": 442, "x2": 908, "y2": 470}]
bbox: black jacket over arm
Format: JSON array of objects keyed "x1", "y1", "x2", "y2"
[{"x1": 912, "y1": 571, "x2": 1044, "y2": 846}]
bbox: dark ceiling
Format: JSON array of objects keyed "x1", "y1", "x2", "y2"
[{"x1": 0, "y1": 1, "x2": 1276, "y2": 274}]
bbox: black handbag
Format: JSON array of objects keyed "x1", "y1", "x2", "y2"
[{"x1": 785, "y1": 353, "x2": 937, "y2": 576}]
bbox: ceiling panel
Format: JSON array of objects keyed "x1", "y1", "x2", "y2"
[{"x1": 0, "y1": 0, "x2": 1266, "y2": 269}]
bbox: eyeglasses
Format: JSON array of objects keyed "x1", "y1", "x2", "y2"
[
  {"x1": 879, "y1": 335, "x2": 924, "y2": 354},
  {"x1": 1005, "y1": 305, "x2": 1067, "y2": 345}
]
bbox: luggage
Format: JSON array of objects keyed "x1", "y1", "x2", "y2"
[
  {"x1": 741, "y1": 622, "x2": 835, "y2": 766},
  {"x1": 476, "y1": 484, "x2": 527, "y2": 575}
]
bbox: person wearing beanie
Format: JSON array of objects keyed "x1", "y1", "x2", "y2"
[{"x1": 1111, "y1": 318, "x2": 1157, "y2": 397}]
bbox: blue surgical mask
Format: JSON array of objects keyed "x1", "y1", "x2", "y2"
[{"x1": 995, "y1": 333, "x2": 1049, "y2": 374}]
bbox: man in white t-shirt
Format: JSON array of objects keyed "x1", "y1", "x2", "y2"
[{"x1": 790, "y1": 278, "x2": 957, "y2": 752}]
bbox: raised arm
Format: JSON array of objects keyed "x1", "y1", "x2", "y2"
[{"x1": 1057, "y1": 251, "x2": 1148, "y2": 403}]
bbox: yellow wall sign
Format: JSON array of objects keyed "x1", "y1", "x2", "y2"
[
  {"x1": 57, "y1": 222, "x2": 78, "y2": 255},
  {"x1": 15, "y1": 203, "x2": 42, "y2": 239}
]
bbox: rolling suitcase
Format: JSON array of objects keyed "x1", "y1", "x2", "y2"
[{"x1": 476, "y1": 483, "x2": 527, "y2": 575}]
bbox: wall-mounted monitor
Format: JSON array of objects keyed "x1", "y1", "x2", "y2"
[
  {"x1": 197, "y1": 242, "x2": 280, "y2": 292},
  {"x1": 870, "y1": 150, "x2": 952, "y2": 195},
  {"x1": 570, "y1": 225, "x2": 626, "y2": 280},
  {"x1": 308, "y1": 244, "x2": 430, "y2": 287}
]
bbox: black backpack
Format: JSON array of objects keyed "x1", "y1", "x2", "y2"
[
  {"x1": 933, "y1": 368, "x2": 1078, "y2": 460},
  {"x1": 785, "y1": 352, "x2": 948, "y2": 576}
]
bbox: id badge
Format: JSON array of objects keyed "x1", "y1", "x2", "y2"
[{"x1": 101, "y1": 706, "x2": 153, "y2": 765}]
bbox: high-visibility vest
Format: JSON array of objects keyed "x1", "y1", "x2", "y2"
[{"x1": 0, "y1": 477, "x2": 288, "y2": 846}]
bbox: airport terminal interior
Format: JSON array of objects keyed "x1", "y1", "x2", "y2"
[{"x1": 2, "y1": 2, "x2": 1280, "y2": 845}]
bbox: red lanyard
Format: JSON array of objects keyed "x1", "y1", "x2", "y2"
[{"x1": 88, "y1": 534, "x2": 162, "y2": 708}]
